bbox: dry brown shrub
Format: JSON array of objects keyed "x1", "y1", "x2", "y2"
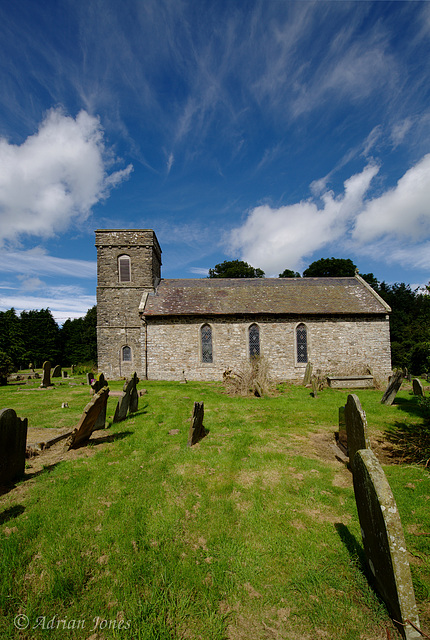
[{"x1": 223, "y1": 356, "x2": 271, "y2": 396}]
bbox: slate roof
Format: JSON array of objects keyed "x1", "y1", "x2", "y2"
[{"x1": 141, "y1": 276, "x2": 390, "y2": 317}]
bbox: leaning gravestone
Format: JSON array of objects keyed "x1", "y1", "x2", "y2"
[
  {"x1": 67, "y1": 387, "x2": 110, "y2": 449},
  {"x1": 412, "y1": 378, "x2": 424, "y2": 397},
  {"x1": 113, "y1": 373, "x2": 139, "y2": 423},
  {"x1": 303, "y1": 361, "x2": 313, "y2": 386},
  {"x1": 52, "y1": 365, "x2": 61, "y2": 378},
  {"x1": 40, "y1": 361, "x2": 52, "y2": 388},
  {"x1": 344, "y1": 394, "x2": 371, "y2": 468},
  {"x1": 187, "y1": 401, "x2": 206, "y2": 447},
  {"x1": 381, "y1": 369, "x2": 404, "y2": 405},
  {"x1": 92, "y1": 374, "x2": 109, "y2": 430},
  {"x1": 0, "y1": 408, "x2": 28, "y2": 484},
  {"x1": 352, "y1": 449, "x2": 421, "y2": 640}
]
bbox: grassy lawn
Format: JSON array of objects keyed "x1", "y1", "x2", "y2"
[{"x1": 0, "y1": 374, "x2": 429, "y2": 639}]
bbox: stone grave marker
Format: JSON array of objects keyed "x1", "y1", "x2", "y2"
[
  {"x1": 52, "y1": 365, "x2": 61, "y2": 378},
  {"x1": 0, "y1": 408, "x2": 28, "y2": 484},
  {"x1": 40, "y1": 361, "x2": 52, "y2": 388},
  {"x1": 352, "y1": 449, "x2": 421, "y2": 640},
  {"x1": 381, "y1": 369, "x2": 404, "y2": 405},
  {"x1": 62, "y1": 370, "x2": 68, "y2": 379},
  {"x1": 86, "y1": 372, "x2": 94, "y2": 385},
  {"x1": 412, "y1": 378, "x2": 424, "y2": 397},
  {"x1": 67, "y1": 387, "x2": 110, "y2": 449},
  {"x1": 91, "y1": 374, "x2": 109, "y2": 429},
  {"x1": 113, "y1": 373, "x2": 139, "y2": 423},
  {"x1": 311, "y1": 374, "x2": 318, "y2": 398},
  {"x1": 344, "y1": 394, "x2": 370, "y2": 468},
  {"x1": 187, "y1": 401, "x2": 207, "y2": 447},
  {"x1": 303, "y1": 361, "x2": 313, "y2": 386}
]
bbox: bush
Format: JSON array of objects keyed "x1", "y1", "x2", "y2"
[{"x1": 223, "y1": 356, "x2": 271, "y2": 396}]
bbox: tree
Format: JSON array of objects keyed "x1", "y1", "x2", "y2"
[
  {"x1": 0, "y1": 350, "x2": 13, "y2": 385},
  {"x1": 20, "y1": 309, "x2": 61, "y2": 368},
  {"x1": 279, "y1": 269, "x2": 301, "y2": 278},
  {"x1": 208, "y1": 260, "x2": 265, "y2": 278},
  {"x1": 303, "y1": 257, "x2": 357, "y2": 278},
  {"x1": 0, "y1": 308, "x2": 25, "y2": 368},
  {"x1": 60, "y1": 306, "x2": 97, "y2": 365}
]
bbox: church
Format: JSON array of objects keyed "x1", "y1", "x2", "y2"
[{"x1": 95, "y1": 229, "x2": 392, "y2": 383}]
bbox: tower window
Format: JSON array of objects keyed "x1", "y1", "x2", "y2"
[
  {"x1": 296, "y1": 324, "x2": 308, "y2": 363},
  {"x1": 201, "y1": 324, "x2": 213, "y2": 363},
  {"x1": 249, "y1": 324, "x2": 260, "y2": 357},
  {"x1": 118, "y1": 255, "x2": 131, "y2": 283},
  {"x1": 122, "y1": 345, "x2": 132, "y2": 362}
]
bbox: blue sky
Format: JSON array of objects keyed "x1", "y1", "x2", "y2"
[{"x1": 0, "y1": 0, "x2": 429, "y2": 322}]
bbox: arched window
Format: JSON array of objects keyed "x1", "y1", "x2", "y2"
[
  {"x1": 296, "y1": 324, "x2": 308, "y2": 363},
  {"x1": 249, "y1": 324, "x2": 260, "y2": 358},
  {"x1": 201, "y1": 324, "x2": 213, "y2": 363},
  {"x1": 118, "y1": 255, "x2": 131, "y2": 283},
  {"x1": 122, "y1": 345, "x2": 132, "y2": 362}
]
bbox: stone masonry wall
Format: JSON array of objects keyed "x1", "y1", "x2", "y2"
[
  {"x1": 96, "y1": 230, "x2": 161, "y2": 378},
  {"x1": 143, "y1": 315, "x2": 391, "y2": 383}
]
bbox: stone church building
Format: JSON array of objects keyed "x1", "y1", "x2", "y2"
[{"x1": 95, "y1": 229, "x2": 392, "y2": 382}]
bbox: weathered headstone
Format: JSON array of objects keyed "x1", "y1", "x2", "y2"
[
  {"x1": 352, "y1": 449, "x2": 421, "y2": 640},
  {"x1": 337, "y1": 406, "x2": 347, "y2": 453},
  {"x1": 311, "y1": 374, "x2": 318, "y2": 398},
  {"x1": 187, "y1": 401, "x2": 206, "y2": 447},
  {"x1": 52, "y1": 365, "x2": 61, "y2": 378},
  {"x1": 0, "y1": 408, "x2": 28, "y2": 484},
  {"x1": 412, "y1": 378, "x2": 424, "y2": 397},
  {"x1": 62, "y1": 370, "x2": 68, "y2": 379},
  {"x1": 381, "y1": 369, "x2": 404, "y2": 405},
  {"x1": 113, "y1": 373, "x2": 139, "y2": 423},
  {"x1": 303, "y1": 361, "x2": 313, "y2": 386},
  {"x1": 67, "y1": 387, "x2": 110, "y2": 449},
  {"x1": 40, "y1": 361, "x2": 52, "y2": 388},
  {"x1": 91, "y1": 372, "x2": 108, "y2": 394},
  {"x1": 86, "y1": 372, "x2": 94, "y2": 385},
  {"x1": 344, "y1": 394, "x2": 370, "y2": 467}
]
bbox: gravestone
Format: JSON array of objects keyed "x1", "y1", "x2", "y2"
[
  {"x1": 352, "y1": 449, "x2": 421, "y2": 640},
  {"x1": 40, "y1": 361, "x2": 52, "y2": 388},
  {"x1": 86, "y1": 372, "x2": 94, "y2": 385},
  {"x1": 91, "y1": 372, "x2": 108, "y2": 394},
  {"x1": 62, "y1": 370, "x2": 68, "y2": 379},
  {"x1": 0, "y1": 408, "x2": 28, "y2": 484},
  {"x1": 412, "y1": 378, "x2": 424, "y2": 397},
  {"x1": 344, "y1": 394, "x2": 370, "y2": 468},
  {"x1": 52, "y1": 365, "x2": 61, "y2": 378},
  {"x1": 337, "y1": 406, "x2": 347, "y2": 453},
  {"x1": 113, "y1": 373, "x2": 139, "y2": 423},
  {"x1": 67, "y1": 387, "x2": 110, "y2": 449},
  {"x1": 303, "y1": 361, "x2": 313, "y2": 386},
  {"x1": 381, "y1": 369, "x2": 404, "y2": 405},
  {"x1": 311, "y1": 374, "x2": 318, "y2": 398},
  {"x1": 187, "y1": 401, "x2": 207, "y2": 447},
  {"x1": 91, "y1": 374, "x2": 109, "y2": 429}
]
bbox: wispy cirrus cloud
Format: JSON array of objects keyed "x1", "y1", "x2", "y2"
[{"x1": 0, "y1": 247, "x2": 96, "y2": 279}]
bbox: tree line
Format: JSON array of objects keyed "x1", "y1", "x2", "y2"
[
  {"x1": 0, "y1": 306, "x2": 97, "y2": 376},
  {"x1": 1, "y1": 256, "x2": 429, "y2": 378}
]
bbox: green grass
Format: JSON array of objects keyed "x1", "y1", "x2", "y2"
[{"x1": 0, "y1": 377, "x2": 429, "y2": 639}]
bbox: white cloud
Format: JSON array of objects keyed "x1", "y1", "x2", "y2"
[
  {"x1": 229, "y1": 164, "x2": 378, "y2": 274},
  {"x1": 0, "y1": 290, "x2": 96, "y2": 323},
  {"x1": 352, "y1": 154, "x2": 430, "y2": 243},
  {"x1": 0, "y1": 247, "x2": 97, "y2": 278},
  {"x1": 0, "y1": 108, "x2": 133, "y2": 243}
]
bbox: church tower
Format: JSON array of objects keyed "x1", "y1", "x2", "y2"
[{"x1": 95, "y1": 229, "x2": 162, "y2": 379}]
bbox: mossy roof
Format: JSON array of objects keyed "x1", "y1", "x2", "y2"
[{"x1": 141, "y1": 276, "x2": 390, "y2": 317}]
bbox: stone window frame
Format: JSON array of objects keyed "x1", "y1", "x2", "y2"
[
  {"x1": 295, "y1": 322, "x2": 308, "y2": 366},
  {"x1": 118, "y1": 254, "x2": 131, "y2": 283},
  {"x1": 121, "y1": 345, "x2": 132, "y2": 363},
  {"x1": 199, "y1": 323, "x2": 214, "y2": 365},
  {"x1": 248, "y1": 323, "x2": 261, "y2": 359}
]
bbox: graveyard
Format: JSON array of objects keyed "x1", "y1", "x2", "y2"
[{"x1": 0, "y1": 370, "x2": 429, "y2": 639}]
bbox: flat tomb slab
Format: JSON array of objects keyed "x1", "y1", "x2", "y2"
[{"x1": 327, "y1": 376, "x2": 374, "y2": 389}]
